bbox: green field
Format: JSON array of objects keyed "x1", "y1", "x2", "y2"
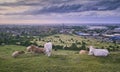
[
  {"x1": 0, "y1": 45, "x2": 120, "y2": 72},
  {"x1": 0, "y1": 34, "x2": 120, "y2": 72}
]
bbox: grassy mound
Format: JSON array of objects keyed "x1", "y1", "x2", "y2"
[{"x1": 0, "y1": 45, "x2": 120, "y2": 72}]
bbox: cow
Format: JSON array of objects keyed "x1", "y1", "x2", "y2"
[
  {"x1": 12, "y1": 51, "x2": 25, "y2": 58},
  {"x1": 26, "y1": 45, "x2": 45, "y2": 54},
  {"x1": 79, "y1": 50, "x2": 88, "y2": 54},
  {"x1": 44, "y1": 42, "x2": 52, "y2": 57},
  {"x1": 88, "y1": 46, "x2": 109, "y2": 56}
]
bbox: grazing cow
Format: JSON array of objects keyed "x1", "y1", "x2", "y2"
[
  {"x1": 44, "y1": 42, "x2": 52, "y2": 57},
  {"x1": 12, "y1": 51, "x2": 25, "y2": 58},
  {"x1": 26, "y1": 45, "x2": 45, "y2": 54},
  {"x1": 79, "y1": 50, "x2": 88, "y2": 54},
  {"x1": 88, "y1": 46, "x2": 109, "y2": 56}
]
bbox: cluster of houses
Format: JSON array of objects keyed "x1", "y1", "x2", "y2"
[
  {"x1": 59, "y1": 25, "x2": 120, "y2": 43},
  {"x1": 0, "y1": 24, "x2": 120, "y2": 43}
]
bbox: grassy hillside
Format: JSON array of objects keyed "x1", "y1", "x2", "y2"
[
  {"x1": 34, "y1": 34, "x2": 118, "y2": 49},
  {"x1": 0, "y1": 45, "x2": 120, "y2": 72}
]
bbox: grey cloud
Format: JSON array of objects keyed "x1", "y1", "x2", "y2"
[
  {"x1": 0, "y1": 0, "x2": 73, "y2": 6},
  {"x1": 0, "y1": 8, "x2": 5, "y2": 10},
  {"x1": 23, "y1": 0, "x2": 120, "y2": 15},
  {"x1": 95, "y1": 0, "x2": 120, "y2": 10},
  {"x1": 0, "y1": 2, "x2": 38, "y2": 6},
  {"x1": 1, "y1": 0, "x2": 120, "y2": 16},
  {"x1": 38, "y1": 4, "x2": 82, "y2": 13}
]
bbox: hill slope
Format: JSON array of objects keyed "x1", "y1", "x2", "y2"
[
  {"x1": 35, "y1": 34, "x2": 118, "y2": 50},
  {"x1": 0, "y1": 45, "x2": 120, "y2": 72}
]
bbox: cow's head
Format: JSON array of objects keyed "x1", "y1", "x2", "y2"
[{"x1": 88, "y1": 46, "x2": 94, "y2": 55}]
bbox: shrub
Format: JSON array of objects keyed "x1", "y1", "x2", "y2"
[
  {"x1": 53, "y1": 45, "x2": 63, "y2": 50},
  {"x1": 80, "y1": 41, "x2": 87, "y2": 50}
]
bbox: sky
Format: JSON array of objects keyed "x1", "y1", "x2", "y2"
[{"x1": 0, "y1": 0, "x2": 120, "y2": 24}]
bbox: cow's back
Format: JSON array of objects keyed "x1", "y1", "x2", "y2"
[
  {"x1": 94, "y1": 49, "x2": 109, "y2": 56},
  {"x1": 44, "y1": 42, "x2": 52, "y2": 50}
]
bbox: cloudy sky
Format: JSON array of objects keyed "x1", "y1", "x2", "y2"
[{"x1": 0, "y1": 0, "x2": 120, "y2": 24}]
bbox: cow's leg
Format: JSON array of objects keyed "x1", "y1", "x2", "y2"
[
  {"x1": 45, "y1": 50, "x2": 51, "y2": 57},
  {"x1": 47, "y1": 51, "x2": 51, "y2": 57}
]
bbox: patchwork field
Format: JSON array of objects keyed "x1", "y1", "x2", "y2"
[{"x1": 0, "y1": 45, "x2": 120, "y2": 72}]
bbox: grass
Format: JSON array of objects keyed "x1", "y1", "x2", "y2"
[{"x1": 0, "y1": 45, "x2": 120, "y2": 72}]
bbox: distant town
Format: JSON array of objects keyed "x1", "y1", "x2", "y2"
[{"x1": 0, "y1": 23, "x2": 120, "y2": 45}]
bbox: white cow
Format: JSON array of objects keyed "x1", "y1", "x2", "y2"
[
  {"x1": 88, "y1": 46, "x2": 109, "y2": 56},
  {"x1": 44, "y1": 42, "x2": 52, "y2": 57}
]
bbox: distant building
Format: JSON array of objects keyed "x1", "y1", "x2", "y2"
[
  {"x1": 88, "y1": 26, "x2": 107, "y2": 30},
  {"x1": 102, "y1": 34, "x2": 114, "y2": 38},
  {"x1": 105, "y1": 27, "x2": 120, "y2": 34},
  {"x1": 109, "y1": 36, "x2": 120, "y2": 43},
  {"x1": 75, "y1": 32, "x2": 90, "y2": 36},
  {"x1": 92, "y1": 33, "x2": 99, "y2": 36},
  {"x1": 60, "y1": 29, "x2": 74, "y2": 34},
  {"x1": 113, "y1": 28, "x2": 120, "y2": 33}
]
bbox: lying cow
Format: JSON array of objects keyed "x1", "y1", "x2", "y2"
[
  {"x1": 12, "y1": 51, "x2": 25, "y2": 58},
  {"x1": 26, "y1": 45, "x2": 45, "y2": 54},
  {"x1": 88, "y1": 46, "x2": 109, "y2": 56},
  {"x1": 79, "y1": 50, "x2": 88, "y2": 55},
  {"x1": 44, "y1": 42, "x2": 52, "y2": 57}
]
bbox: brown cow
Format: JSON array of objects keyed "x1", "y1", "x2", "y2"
[
  {"x1": 79, "y1": 50, "x2": 88, "y2": 55},
  {"x1": 12, "y1": 51, "x2": 25, "y2": 58},
  {"x1": 26, "y1": 45, "x2": 45, "y2": 54}
]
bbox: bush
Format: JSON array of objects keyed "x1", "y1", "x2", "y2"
[
  {"x1": 54, "y1": 36, "x2": 60, "y2": 38},
  {"x1": 20, "y1": 40, "x2": 32, "y2": 47},
  {"x1": 65, "y1": 43, "x2": 80, "y2": 51},
  {"x1": 80, "y1": 41, "x2": 87, "y2": 50},
  {"x1": 108, "y1": 45, "x2": 119, "y2": 51},
  {"x1": 53, "y1": 45, "x2": 63, "y2": 50}
]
